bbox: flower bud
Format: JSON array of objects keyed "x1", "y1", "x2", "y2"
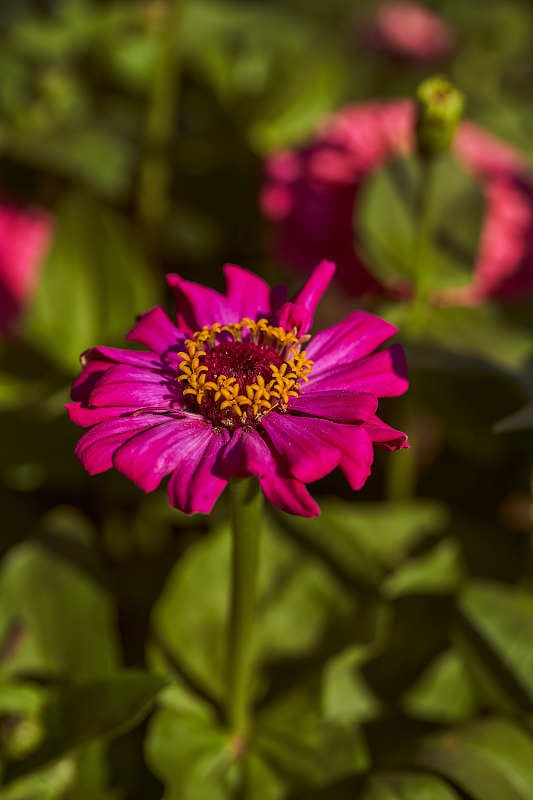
[{"x1": 415, "y1": 76, "x2": 464, "y2": 157}]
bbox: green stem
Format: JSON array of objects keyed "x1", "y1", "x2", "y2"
[
  {"x1": 386, "y1": 394, "x2": 417, "y2": 503},
  {"x1": 138, "y1": 0, "x2": 182, "y2": 252},
  {"x1": 227, "y1": 478, "x2": 262, "y2": 743}
]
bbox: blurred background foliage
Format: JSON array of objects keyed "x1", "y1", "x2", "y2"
[{"x1": 2, "y1": 0, "x2": 533, "y2": 798}]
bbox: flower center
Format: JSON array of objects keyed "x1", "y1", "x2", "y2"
[{"x1": 177, "y1": 318, "x2": 313, "y2": 427}]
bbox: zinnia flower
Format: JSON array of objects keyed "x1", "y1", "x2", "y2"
[
  {"x1": 67, "y1": 261, "x2": 408, "y2": 517},
  {"x1": 364, "y1": 2, "x2": 454, "y2": 63},
  {"x1": 0, "y1": 202, "x2": 53, "y2": 333},
  {"x1": 261, "y1": 101, "x2": 533, "y2": 305}
]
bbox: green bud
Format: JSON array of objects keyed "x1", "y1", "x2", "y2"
[{"x1": 416, "y1": 76, "x2": 465, "y2": 157}]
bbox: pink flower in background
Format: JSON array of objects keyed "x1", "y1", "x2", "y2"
[
  {"x1": 261, "y1": 100, "x2": 533, "y2": 305},
  {"x1": 67, "y1": 261, "x2": 408, "y2": 517},
  {"x1": 0, "y1": 202, "x2": 53, "y2": 333},
  {"x1": 364, "y1": 2, "x2": 454, "y2": 62}
]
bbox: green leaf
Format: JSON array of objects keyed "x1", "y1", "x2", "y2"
[
  {"x1": 5, "y1": 671, "x2": 166, "y2": 782},
  {"x1": 146, "y1": 683, "x2": 285, "y2": 800},
  {"x1": 255, "y1": 679, "x2": 369, "y2": 788},
  {"x1": 362, "y1": 770, "x2": 460, "y2": 800},
  {"x1": 408, "y1": 718, "x2": 533, "y2": 800},
  {"x1": 151, "y1": 520, "x2": 354, "y2": 701},
  {"x1": 456, "y1": 581, "x2": 533, "y2": 711},
  {"x1": 279, "y1": 500, "x2": 449, "y2": 588},
  {"x1": 402, "y1": 650, "x2": 477, "y2": 723},
  {"x1": 357, "y1": 154, "x2": 485, "y2": 293},
  {"x1": 0, "y1": 541, "x2": 119, "y2": 679},
  {"x1": 23, "y1": 193, "x2": 159, "y2": 372},
  {"x1": 0, "y1": 758, "x2": 76, "y2": 800},
  {"x1": 383, "y1": 540, "x2": 463, "y2": 598}
]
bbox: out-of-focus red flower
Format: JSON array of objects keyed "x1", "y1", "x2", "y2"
[
  {"x1": 364, "y1": 2, "x2": 454, "y2": 62},
  {"x1": 0, "y1": 202, "x2": 53, "y2": 333},
  {"x1": 261, "y1": 100, "x2": 533, "y2": 305}
]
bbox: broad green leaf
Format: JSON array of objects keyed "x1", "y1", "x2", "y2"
[
  {"x1": 408, "y1": 718, "x2": 533, "y2": 800},
  {"x1": 357, "y1": 154, "x2": 485, "y2": 293},
  {"x1": 456, "y1": 581, "x2": 533, "y2": 710},
  {"x1": 146, "y1": 683, "x2": 285, "y2": 800},
  {"x1": 402, "y1": 650, "x2": 477, "y2": 723},
  {"x1": 0, "y1": 542, "x2": 119, "y2": 679},
  {"x1": 5, "y1": 671, "x2": 166, "y2": 782},
  {"x1": 0, "y1": 758, "x2": 76, "y2": 800},
  {"x1": 23, "y1": 193, "x2": 158, "y2": 372},
  {"x1": 279, "y1": 500, "x2": 449, "y2": 587},
  {"x1": 255, "y1": 680, "x2": 369, "y2": 788},
  {"x1": 383, "y1": 540, "x2": 463, "y2": 598},
  {"x1": 362, "y1": 770, "x2": 460, "y2": 800},
  {"x1": 151, "y1": 521, "x2": 354, "y2": 701},
  {"x1": 322, "y1": 646, "x2": 382, "y2": 725}
]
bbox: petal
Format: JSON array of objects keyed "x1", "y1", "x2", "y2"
[
  {"x1": 277, "y1": 259, "x2": 336, "y2": 335},
  {"x1": 338, "y1": 427, "x2": 375, "y2": 490},
  {"x1": 218, "y1": 428, "x2": 276, "y2": 478},
  {"x1": 71, "y1": 357, "x2": 111, "y2": 402},
  {"x1": 74, "y1": 415, "x2": 166, "y2": 475},
  {"x1": 288, "y1": 389, "x2": 378, "y2": 422},
  {"x1": 82, "y1": 346, "x2": 160, "y2": 369},
  {"x1": 113, "y1": 417, "x2": 206, "y2": 492},
  {"x1": 364, "y1": 415, "x2": 409, "y2": 451},
  {"x1": 261, "y1": 413, "x2": 342, "y2": 482},
  {"x1": 308, "y1": 344, "x2": 408, "y2": 397},
  {"x1": 126, "y1": 306, "x2": 183, "y2": 354},
  {"x1": 306, "y1": 311, "x2": 399, "y2": 373},
  {"x1": 167, "y1": 426, "x2": 230, "y2": 514},
  {"x1": 223, "y1": 264, "x2": 272, "y2": 320},
  {"x1": 89, "y1": 364, "x2": 179, "y2": 409},
  {"x1": 66, "y1": 402, "x2": 138, "y2": 428},
  {"x1": 167, "y1": 273, "x2": 238, "y2": 331},
  {"x1": 259, "y1": 472, "x2": 319, "y2": 517}
]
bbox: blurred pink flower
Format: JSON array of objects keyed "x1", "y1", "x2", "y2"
[
  {"x1": 364, "y1": 2, "x2": 454, "y2": 62},
  {"x1": 0, "y1": 202, "x2": 53, "y2": 333},
  {"x1": 261, "y1": 101, "x2": 533, "y2": 305},
  {"x1": 67, "y1": 262, "x2": 408, "y2": 517}
]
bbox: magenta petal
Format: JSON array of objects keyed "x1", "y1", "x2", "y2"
[
  {"x1": 277, "y1": 259, "x2": 336, "y2": 335},
  {"x1": 261, "y1": 414, "x2": 342, "y2": 482},
  {"x1": 126, "y1": 307, "x2": 183, "y2": 353},
  {"x1": 309, "y1": 344, "x2": 408, "y2": 398},
  {"x1": 167, "y1": 273, "x2": 238, "y2": 331},
  {"x1": 219, "y1": 428, "x2": 276, "y2": 478},
  {"x1": 66, "y1": 402, "x2": 138, "y2": 428},
  {"x1": 113, "y1": 418, "x2": 204, "y2": 492},
  {"x1": 167, "y1": 426, "x2": 230, "y2": 514},
  {"x1": 338, "y1": 427, "x2": 375, "y2": 490},
  {"x1": 365, "y1": 415, "x2": 409, "y2": 450},
  {"x1": 259, "y1": 472, "x2": 319, "y2": 517},
  {"x1": 223, "y1": 264, "x2": 272, "y2": 320},
  {"x1": 288, "y1": 389, "x2": 378, "y2": 422},
  {"x1": 71, "y1": 357, "x2": 110, "y2": 402},
  {"x1": 74, "y1": 415, "x2": 165, "y2": 475},
  {"x1": 89, "y1": 364, "x2": 176, "y2": 408},
  {"x1": 306, "y1": 311, "x2": 399, "y2": 373},
  {"x1": 83, "y1": 346, "x2": 160, "y2": 369}
]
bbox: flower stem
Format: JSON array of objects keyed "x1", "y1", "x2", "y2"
[
  {"x1": 138, "y1": 0, "x2": 182, "y2": 253},
  {"x1": 227, "y1": 478, "x2": 262, "y2": 744},
  {"x1": 411, "y1": 156, "x2": 437, "y2": 327}
]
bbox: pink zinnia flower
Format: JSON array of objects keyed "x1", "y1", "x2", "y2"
[
  {"x1": 364, "y1": 2, "x2": 454, "y2": 62},
  {"x1": 0, "y1": 202, "x2": 53, "y2": 333},
  {"x1": 261, "y1": 101, "x2": 533, "y2": 305},
  {"x1": 67, "y1": 261, "x2": 408, "y2": 517}
]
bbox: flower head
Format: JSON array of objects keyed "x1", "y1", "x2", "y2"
[
  {"x1": 364, "y1": 2, "x2": 454, "y2": 63},
  {"x1": 67, "y1": 262, "x2": 408, "y2": 517},
  {"x1": 0, "y1": 202, "x2": 53, "y2": 333},
  {"x1": 261, "y1": 101, "x2": 533, "y2": 305}
]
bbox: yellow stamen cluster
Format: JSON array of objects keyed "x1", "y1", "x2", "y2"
[{"x1": 177, "y1": 318, "x2": 313, "y2": 426}]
